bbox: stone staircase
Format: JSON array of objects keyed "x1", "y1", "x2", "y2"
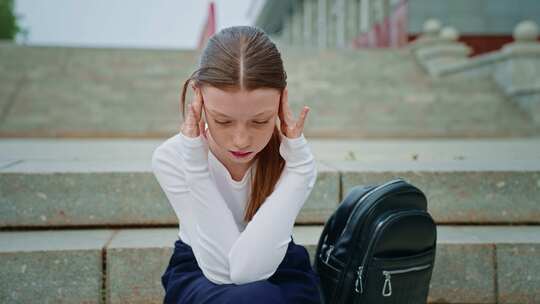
[
  {"x1": 2, "y1": 138, "x2": 540, "y2": 303},
  {"x1": 0, "y1": 43, "x2": 539, "y2": 139},
  {"x1": 1, "y1": 43, "x2": 540, "y2": 303}
]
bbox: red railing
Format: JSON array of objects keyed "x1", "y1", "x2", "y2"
[
  {"x1": 198, "y1": 1, "x2": 216, "y2": 50},
  {"x1": 353, "y1": 0, "x2": 408, "y2": 48}
]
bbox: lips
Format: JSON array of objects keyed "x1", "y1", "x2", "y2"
[{"x1": 230, "y1": 150, "x2": 252, "y2": 157}]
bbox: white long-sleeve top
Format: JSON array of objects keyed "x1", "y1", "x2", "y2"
[{"x1": 151, "y1": 130, "x2": 317, "y2": 285}]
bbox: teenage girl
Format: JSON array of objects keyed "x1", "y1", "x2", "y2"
[{"x1": 152, "y1": 25, "x2": 321, "y2": 303}]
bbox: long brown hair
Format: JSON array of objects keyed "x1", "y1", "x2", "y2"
[{"x1": 179, "y1": 25, "x2": 287, "y2": 223}]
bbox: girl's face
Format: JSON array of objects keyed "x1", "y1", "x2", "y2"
[{"x1": 200, "y1": 86, "x2": 281, "y2": 166}]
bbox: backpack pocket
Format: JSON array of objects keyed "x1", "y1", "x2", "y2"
[
  {"x1": 360, "y1": 247, "x2": 435, "y2": 304},
  {"x1": 317, "y1": 249, "x2": 341, "y2": 301}
]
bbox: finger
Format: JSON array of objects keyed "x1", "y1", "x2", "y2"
[
  {"x1": 281, "y1": 119, "x2": 288, "y2": 136},
  {"x1": 295, "y1": 106, "x2": 309, "y2": 131},
  {"x1": 282, "y1": 88, "x2": 294, "y2": 124},
  {"x1": 184, "y1": 84, "x2": 195, "y2": 125},
  {"x1": 191, "y1": 87, "x2": 202, "y2": 122},
  {"x1": 187, "y1": 103, "x2": 197, "y2": 130},
  {"x1": 182, "y1": 104, "x2": 194, "y2": 134},
  {"x1": 198, "y1": 114, "x2": 205, "y2": 138}
]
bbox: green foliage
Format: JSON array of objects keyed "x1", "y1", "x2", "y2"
[{"x1": 0, "y1": 0, "x2": 22, "y2": 40}]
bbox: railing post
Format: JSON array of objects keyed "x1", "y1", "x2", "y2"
[{"x1": 495, "y1": 20, "x2": 540, "y2": 123}]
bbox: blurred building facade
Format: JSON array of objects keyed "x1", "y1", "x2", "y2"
[{"x1": 254, "y1": 0, "x2": 540, "y2": 55}]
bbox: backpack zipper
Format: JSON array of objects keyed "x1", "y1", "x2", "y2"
[
  {"x1": 353, "y1": 209, "x2": 430, "y2": 295},
  {"x1": 381, "y1": 263, "x2": 431, "y2": 296},
  {"x1": 354, "y1": 266, "x2": 364, "y2": 293},
  {"x1": 324, "y1": 245, "x2": 335, "y2": 263}
]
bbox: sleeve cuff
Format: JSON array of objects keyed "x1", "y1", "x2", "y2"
[
  {"x1": 279, "y1": 133, "x2": 314, "y2": 165},
  {"x1": 178, "y1": 131, "x2": 207, "y2": 148},
  {"x1": 177, "y1": 131, "x2": 209, "y2": 165},
  {"x1": 280, "y1": 133, "x2": 307, "y2": 149}
]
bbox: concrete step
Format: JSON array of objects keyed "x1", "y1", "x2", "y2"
[
  {"x1": 1, "y1": 138, "x2": 540, "y2": 228},
  {"x1": 1, "y1": 43, "x2": 538, "y2": 139},
  {"x1": 1, "y1": 225, "x2": 539, "y2": 303}
]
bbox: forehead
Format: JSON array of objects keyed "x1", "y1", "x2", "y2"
[{"x1": 202, "y1": 86, "x2": 280, "y2": 117}]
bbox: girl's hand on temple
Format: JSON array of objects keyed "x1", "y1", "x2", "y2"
[
  {"x1": 181, "y1": 84, "x2": 206, "y2": 139},
  {"x1": 278, "y1": 87, "x2": 309, "y2": 139}
]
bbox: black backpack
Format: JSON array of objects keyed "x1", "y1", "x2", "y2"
[{"x1": 313, "y1": 178, "x2": 437, "y2": 304}]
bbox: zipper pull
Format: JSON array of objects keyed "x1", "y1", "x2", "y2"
[
  {"x1": 324, "y1": 245, "x2": 334, "y2": 263},
  {"x1": 354, "y1": 266, "x2": 364, "y2": 294},
  {"x1": 382, "y1": 271, "x2": 392, "y2": 296}
]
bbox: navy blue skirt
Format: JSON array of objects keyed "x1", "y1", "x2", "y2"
[{"x1": 161, "y1": 236, "x2": 322, "y2": 304}]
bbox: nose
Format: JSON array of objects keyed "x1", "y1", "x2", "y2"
[{"x1": 232, "y1": 127, "x2": 251, "y2": 151}]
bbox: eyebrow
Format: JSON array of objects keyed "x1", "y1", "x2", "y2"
[{"x1": 208, "y1": 109, "x2": 274, "y2": 118}]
